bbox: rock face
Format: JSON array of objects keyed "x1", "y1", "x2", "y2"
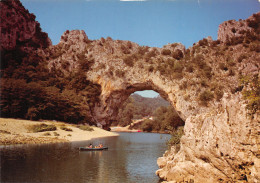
[
  {"x1": 156, "y1": 94, "x2": 259, "y2": 182},
  {"x1": 0, "y1": 0, "x2": 51, "y2": 68},
  {"x1": 218, "y1": 19, "x2": 252, "y2": 43},
  {"x1": 218, "y1": 13, "x2": 259, "y2": 44},
  {"x1": 44, "y1": 13, "x2": 259, "y2": 182}
]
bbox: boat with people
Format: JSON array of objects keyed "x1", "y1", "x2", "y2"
[
  {"x1": 79, "y1": 143, "x2": 108, "y2": 151},
  {"x1": 79, "y1": 147, "x2": 108, "y2": 151}
]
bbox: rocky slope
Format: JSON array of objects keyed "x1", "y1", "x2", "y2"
[
  {"x1": 0, "y1": 0, "x2": 51, "y2": 68},
  {"x1": 1, "y1": 0, "x2": 259, "y2": 182}
]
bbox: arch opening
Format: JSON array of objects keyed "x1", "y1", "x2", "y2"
[
  {"x1": 103, "y1": 88, "x2": 185, "y2": 133},
  {"x1": 91, "y1": 78, "x2": 187, "y2": 131}
]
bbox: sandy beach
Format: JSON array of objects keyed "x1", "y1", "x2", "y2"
[{"x1": 0, "y1": 118, "x2": 119, "y2": 145}]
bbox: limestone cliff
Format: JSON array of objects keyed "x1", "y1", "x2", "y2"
[{"x1": 41, "y1": 12, "x2": 259, "y2": 182}]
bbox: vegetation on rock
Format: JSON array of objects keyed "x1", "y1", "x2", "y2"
[{"x1": 240, "y1": 74, "x2": 260, "y2": 118}]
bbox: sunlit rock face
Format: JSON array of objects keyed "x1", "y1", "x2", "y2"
[{"x1": 218, "y1": 14, "x2": 255, "y2": 44}]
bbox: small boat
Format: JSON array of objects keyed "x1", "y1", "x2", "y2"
[{"x1": 79, "y1": 147, "x2": 108, "y2": 151}]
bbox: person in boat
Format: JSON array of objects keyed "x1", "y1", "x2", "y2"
[
  {"x1": 88, "y1": 143, "x2": 93, "y2": 148},
  {"x1": 98, "y1": 143, "x2": 103, "y2": 148}
]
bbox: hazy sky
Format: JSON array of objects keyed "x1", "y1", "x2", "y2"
[{"x1": 20, "y1": 0, "x2": 259, "y2": 98}]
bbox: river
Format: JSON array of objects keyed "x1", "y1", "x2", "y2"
[{"x1": 1, "y1": 132, "x2": 170, "y2": 183}]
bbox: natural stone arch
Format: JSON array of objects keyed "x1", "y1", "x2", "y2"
[
  {"x1": 1, "y1": 1, "x2": 259, "y2": 181},
  {"x1": 91, "y1": 80, "x2": 178, "y2": 129},
  {"x1": 46, "y1": 27, "x2": 259, "y2": 182}
]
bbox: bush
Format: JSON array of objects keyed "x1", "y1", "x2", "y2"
[
  {"x1": 179, "y1": 81, "x2": 188, "y2": 90},
  {"x1": 172, "y1": 49, "x2": 183, "y2": 60},
  {"x1": 161, "y1": 49, "x2": 171, "y2": 55},
  {"x1": 97, "y1": 63, "x2": 106, "y2": 70},
  {"x1": 141, "y1": 119, "x2": 154, "y2": 132},
  {"x1": 146, "y1": 49, "x2": 157, "y2": 59},
  {"x1": 0, "y1": 130, "x2": 11, "y2": 134},
  {"x1": 173, "y1": 61, "x2": 184, "y2": 72},
  {"x1": 28, "y1": 123, "x2": 57, "y2": 133},
  {"x1": 121, "y1": 45, "x2": 130, "y2": 54},
  {"x1": 123, "y1": 56, "x2": 134, "y2": 67},
  {"x1": 172, "y1": 72, "x2": 183, "y2": 80},
  {"x1": 100, "y1": 37, "x2": 105, "y2": 43},
  {"x1": 228, "y1": 69, "x2": 235, "y2": 76},
  {"x1": 127, "y1": 41, "x2": 133, "y2": 49},
  {"x1": 199, "y1": 90, "x2": 214, "y2": 106},
  {"x1": 203, "y1": 65, "x2": 213, "y2": 79},
  {"x1": 167, "y1": 126, "x2": 184, "y2": 151},
  {"x1": 60, "y1": 125, "x2": 73, "y2": 131},
  {"x1": 115, "y1": 70, "x2": 125, "y2": 77},
  {"x1": 77, "y1": 125, "x2": 94, "y2": 131},
  {"x1": 227, "y1": 59, "x2": 236, "y2": 67},
  {"x1": 43, "y1": 132, "x2": 51, "y2": 136},
  {"x1": 198, "y1": 38, "x2": 209, "y2": 46},
  {"x1": 200, "y1": 79, "x2": 208, "y2": 87},
  {"x1": 219, "y1": 63, "x2": 228, "y2": 71},
  {"x1": 53, "y1": 132, "x2": 60, "y2": 136},
  {"x1": 237, "y1": 54, "x2": 247, "y2": 63},
  {"x1": 148, "y1": 65, "x2": 154, "y2": 72},
  {"x1": 249, "y1": 42, "x2": 260, "y2": 52},
  {"x1": 137, "y1": 46, "x2": 149, "y2": 55},
  {"x1": 231, "y1": 27, "x2": 236, "y2": 33},
  {"x1": 186, "y1": 65, "x2": 194, "y2": 73},
  {"x1": 240, "y1": 75, "x2": 260, "y2": 118},
  {"x1": 215, "y1": 88, "x2": 224, "y2": 101}
]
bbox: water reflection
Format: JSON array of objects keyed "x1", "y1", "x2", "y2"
[{"x1": 1, "y1": 132, "x2": 170, "y2": 183}]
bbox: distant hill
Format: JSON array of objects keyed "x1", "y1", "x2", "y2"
[
  {"x1": 131, "y1": 93, "x2": 169, "y2": 113},
  {"x1": 113, "y1": 93, "x2": 171, "y2": 127}
]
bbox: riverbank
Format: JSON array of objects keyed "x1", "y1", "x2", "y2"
[
  {"x1": 0, "y1": 118, "x2": 119, "y2": 145},
  {"x1": 110, "y1": 126, "x2": 141, "y2": 132}
]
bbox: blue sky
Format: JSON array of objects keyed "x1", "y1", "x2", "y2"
[{"x1": 21, "y1": 0, "x2": 259, "y2": 98}]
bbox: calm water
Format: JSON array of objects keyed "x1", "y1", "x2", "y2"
[{"x1": 0, "y1": 132, "x2": 170, "y2": 183}]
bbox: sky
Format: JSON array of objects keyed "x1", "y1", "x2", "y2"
[{"x1": 20, "y1": 0, "x2": 259, "y2": 98}]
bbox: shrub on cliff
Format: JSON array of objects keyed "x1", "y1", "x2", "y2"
[
  {"x1": 240, "y1": 74, "x2": 260, "y2": 118},
  {"x1": 121, "y1": 45, "x2": 131, "y2": 54},
  {"x1": 146, "y1": 49, "x2": 158, "y2": 59},
  {"x1": 123, "y1": 55, "x2": 134, "y2": 67},
  {"x1": 115, "y1": 70, "x2": 125, "y2": 77},
  {"x1": 137, "y1": 46, "x2": 149, "y2": 55},
  {"x1": 172, "y1": 49, "x2": 183, "y2": 60},
  {"x1": 199, "y1": 90, "x2": 214, "y2": 106},
  {"x1": 237, "y1": 54, "x2": 247, "y2": 63},
  {"x1": 167, "y1": 126, "x2": 184, "y2": 151},
  {"x1": 198, "y1": 38, "x2": 209, "y2": 47},
  {"x1": 161, "y1": 49, "x2": 171, "y2": 55},
  {"x1": 214, "y1": 87, "x2": 224, "y2": 101},
  {"x1": 173, "y1": 61, "x2": 184, "y2": 72}
]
